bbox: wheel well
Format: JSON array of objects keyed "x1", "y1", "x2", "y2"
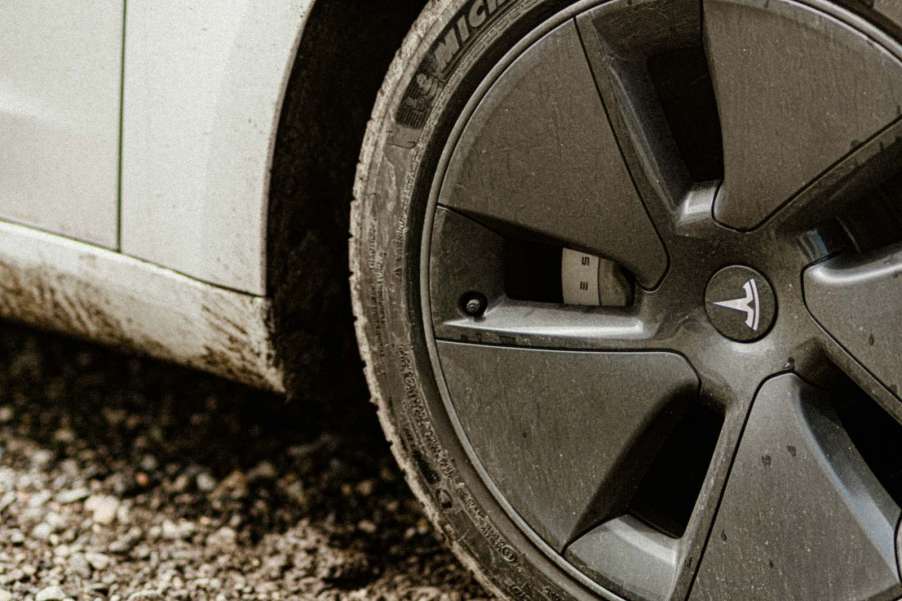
[{"x1": 267, "y1": 0, "x2": 426, "y2": 401}]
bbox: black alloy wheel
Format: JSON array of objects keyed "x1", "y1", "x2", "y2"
[{"x1": 352, "y1": 1, "x2": 902, "y2": 600}]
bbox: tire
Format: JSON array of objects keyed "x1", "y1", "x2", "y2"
[
  {"x1": 351, "y1": 1, "x2": 902, "y2": 600},
  {"x1": 352, "y1": 3, "x2": 597, "y2": 598}
]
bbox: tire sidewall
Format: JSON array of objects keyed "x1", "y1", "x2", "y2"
[{"x1": 351, "y1": 1, "x2": 593, "y2": 599}]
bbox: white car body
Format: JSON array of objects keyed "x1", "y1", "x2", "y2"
[{"x1": 0, "y1": 1, "x2": 338, "y2": 392}]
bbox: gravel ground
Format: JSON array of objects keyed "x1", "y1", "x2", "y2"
[{"x1": 0, "y1": 323, "x2": 489, "y2": 600}]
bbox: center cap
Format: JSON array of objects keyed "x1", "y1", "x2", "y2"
[{"x1": 704, "y1": 265, "x2": 776, "y2": 342}]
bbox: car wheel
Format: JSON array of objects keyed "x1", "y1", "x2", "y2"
[{"x1": 351, "y1": 1, "x2": 902, "y2": 599}]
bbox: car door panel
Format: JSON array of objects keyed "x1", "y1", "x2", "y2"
[
  {"x1": 121, "y1": 0, "x2": 313, "y2": 295},
  {"x1": 0, "y1": 1, "x2": 123, "y2": 248}
]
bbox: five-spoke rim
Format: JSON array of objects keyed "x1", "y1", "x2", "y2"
[{"x1": 419, "y1": 1, "x2": 902, "y2": 600}]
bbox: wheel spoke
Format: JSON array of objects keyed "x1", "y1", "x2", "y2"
[
  {"x1": 566, "y1": 516, "x2": 680, "y2": 601},
  {"x1": 689, "y1": 374, "x2": 901, "y2": 601},
  {"x1": 804, "y1": 246, "x2": 902, "y2": 398},
  {"x1": 440, "y1": 19, "x2": 668, "y2": 288},
  {"x1": 576, "y1": 0, "x2": 710, "y2": 239},
  {"x1": 434, "y1": 300, "x2": 653, "y2": 350},
  {"x1": 562, "y1": 385, "x2": 748, "y2": 601},
  {"x1": 435, "y1": 341, "x2": 698, "y2": 553},
  {"x1": 765, "y1": 119, "x2": 902, "y2": 235},
  {"x1": 429, "y1": 206, "x2": 658, "y2": 350},
  {"x1": 704, "y1": 0, "x2": 902, "y2": 231}
]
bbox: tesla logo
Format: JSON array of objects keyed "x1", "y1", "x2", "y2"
[{"x1": 712, "y1": 278, "x2": 760, "y2": 331}]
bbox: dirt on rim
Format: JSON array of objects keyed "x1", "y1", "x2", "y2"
[{"x1": 0, "y1": 323, "x2": 489, "y2": 600}]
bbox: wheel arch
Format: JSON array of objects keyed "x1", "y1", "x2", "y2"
[{"x1": 266, "y1": 0, "x2": 427, "y2": 400}]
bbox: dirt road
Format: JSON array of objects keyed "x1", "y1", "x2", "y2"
[{"x1": 0, "y1": 323, "x2": 489, "y2": 600}]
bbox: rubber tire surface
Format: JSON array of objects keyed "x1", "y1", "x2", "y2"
[{"x1": 351, "y1": 1, "x2": 604, "y2": 600}]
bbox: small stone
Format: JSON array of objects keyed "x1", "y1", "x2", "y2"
[
  {"x1": 171, "y1": 474, "x2": 190, "y2": 493},
  {"x1": 195, "y1": 472, "x2": 216, "y2": 492},
  {"x1": 46, "y1": 511, "x2": 68, "y2": 530},
  {"x1": 247, "y1": 461, "x2": 277, "y2": 481},
  {"x1": 108, "y1": 527, "x2": 143, "y2": 554},
  {"x1": 53, "y1": 428, "x2": 75, "y2": 443},
  {"x1": 85, "y1": 551, "x2": 111, "y2": 571},
  {"x1": 32, "y1": 522, "x2": 54, "y2": 540},
  {"x1": 282, "y1": 480, "x2": 306, "y2": 505},
  {"x1": 31, "y1": 449, "x2": 53, "y2": 467},
  {"x1": 416, "y1": 518, "x2": 430, "y2": 535},
  {"x1": 355, "y1": 480, "x2": 375, "y2": 497},
  {"x1": 5, "y1": 569, "x2": 24, "y2": 583},
  {"x1": 127, "y1": 591, "x2": 163, "y2": 601},
  {"x1": 131, "y1": 544, "x2": 152, "y2": 560},
  {"x1": 108, "y1": 536, "x2": 136, "y2": 555},
  {"x1": 0, "y1": 406, "x2": 13, "y2": 423},
  {"x1": 206, "y1": 527, "x2": 236, "y2": 549},
  {"x1": 69, "y1": 554, "x2": 92, "y2": 579},
  {"x1": 102, "y1": 408, "x2": 127, "y2": 426},
  {"x1": 357, "y1": 520, "x2": 377, "y2": 534},
  {"x1": 211, "y1": 471, "x2": 247, "y2": 500},
  {"x1": 0, "y1": 589, "x2": 12, "y2": 601},
  {"x1": 106, "y1": 473, "x2": 130, "y2": 497},
  {"x1": 116, "y1": 504, "x2": 130, "y2": 524},
  {"x1": 263, "y1": 554, "x2": 288, "y2": 576},
  {"x1": 36, "y1": 586, "x2": 67, "y2": 601},
  {"x1": 86, "y1": 495, "x2": 119, "y2": 525},
  {"x1": 56, "y1": 488, "x2": 90, "y2": 504},
  {"x1": 0, "y1": 492, "x2": 15, "y2": 512},
  {"x1": 28, "y1": 490, "x2": 51, "y2": 508},
  {"x1": 161, "y1": 519, "x2": 195, "y2": 540},
  {"x1": 139, "y1": 455, "x2": 158, "y2": 471}
]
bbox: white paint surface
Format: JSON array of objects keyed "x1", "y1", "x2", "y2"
[
  {"x1": 0, "y1": 2, "x2": 123, "y2": 248},
  {"x1": 121, "y1": 0, "x2": 315, "y2": 294},
  {"x1": 0, "y1": 220, "x2": 283, "y2": 391}
]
